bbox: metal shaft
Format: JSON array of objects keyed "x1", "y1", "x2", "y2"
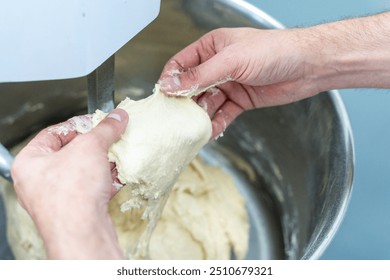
[
  {"x1": 0, "y1": 143, "x2": 13, "y2": 182},
  {"x1": 87, "y1": 55, "x2": 115, "y2": 113}
]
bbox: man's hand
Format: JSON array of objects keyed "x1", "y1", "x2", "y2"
[
  {"x1": 159, "y1": 12, "x2": 390, "y2": 138},
  {"x1": 11, "y1": 109, "x2": 128, "y2": 259}
]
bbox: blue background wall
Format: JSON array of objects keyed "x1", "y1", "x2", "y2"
[{"x1": 246, "y1": 0, "x2": 390, "y2": 259}]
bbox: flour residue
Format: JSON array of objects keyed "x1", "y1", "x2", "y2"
[{"x1": 48, "y1": 115, "x2": 92, "y2": 136}]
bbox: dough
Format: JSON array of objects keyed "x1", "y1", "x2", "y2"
[
  {"x1": 1, "y1": 155, "x2": 249, "y2": 260},
  {"x1": 92, "y1": 84, "x2": 212, "y2": 258},
  {"x1": 110, "y1": 157, "x2": 249, "y2": 260}
]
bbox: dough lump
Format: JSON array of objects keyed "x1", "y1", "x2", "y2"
[{"x1": 92, "y1": 84, "x2": 212, "y2": 258}]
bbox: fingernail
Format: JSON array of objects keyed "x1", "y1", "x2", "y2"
[{"x1": 107, "y1": 113, "x2": 122, "y2": 122}]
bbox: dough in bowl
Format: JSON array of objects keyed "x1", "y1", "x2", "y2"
[
  {"x1": 0, "y1": 84, "x2": 249, "y2": 259},
  {"x1": 0, "y1": 155, "x2": 249, "y2": 260}
]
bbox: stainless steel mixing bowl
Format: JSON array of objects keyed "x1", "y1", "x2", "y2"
[{"x1": 0, "y1": 0, "x2": 354, "y2": 259}]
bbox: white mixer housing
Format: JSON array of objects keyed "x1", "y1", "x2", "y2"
[{"x1": 0, "y1": 0, "x2": 160, "y2": 82}]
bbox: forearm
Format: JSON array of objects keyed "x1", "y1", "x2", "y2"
[
  {"x1": 302, "y1": 11, "x2": 390, "y2": 91},
  {"x1": 34, "y1": 204, "x2": 124, "y2": 260}
]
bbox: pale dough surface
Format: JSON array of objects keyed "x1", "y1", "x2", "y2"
[
  {"x1": 92, "y1": 85, "x2": 212, "y2": 258},
  {"x1": 1, "y1": 155, "x2": 249, "y2": 260},
  {"x1": 110, "y1": 156, "x2": 249, "y2": 260}
]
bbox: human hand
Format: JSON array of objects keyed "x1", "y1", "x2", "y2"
[
  {"x1": 159, "y1": 27, "x2": 317, "y2": 139},
  {"x1": 11, "y1": 109, "x2": 129, "y2": 259},
  {"x1": 159, "y1": 14, "x2": 390, "y2": 139}
]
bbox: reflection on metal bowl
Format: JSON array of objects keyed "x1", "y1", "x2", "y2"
[{"x1": 0, "y1": 0, "x2": 354, "y2": 259}]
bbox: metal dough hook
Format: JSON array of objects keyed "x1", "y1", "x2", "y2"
[
  {"x1": 87, "y1": 55, "x2": 116, "y2": 114},
  {"x1": 0, "y1": 143, "x2": 13, "y2": 182}
]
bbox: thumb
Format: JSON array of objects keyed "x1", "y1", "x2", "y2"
[
  {"x1": 89, "y1": 108, "x2": 129, "y2": 150},
  {"x1": 159, "y1": 52, "x2": 233, "y2": 97}
]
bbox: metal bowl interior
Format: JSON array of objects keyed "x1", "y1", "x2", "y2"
[{"x1": 0, "y1": 0, "x2": 354, "y2": 259}]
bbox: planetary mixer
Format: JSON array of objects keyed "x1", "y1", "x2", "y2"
[
  {"x1": 0, "y1": 0, "x2": 161, "y2": 181},
  {"x1": 0, "y1": 0, "x2": 356, "y2": 260}
]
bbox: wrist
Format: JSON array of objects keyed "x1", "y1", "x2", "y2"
[{"x1": 33, "y1": 201, "x2": 123, "y2": 259}]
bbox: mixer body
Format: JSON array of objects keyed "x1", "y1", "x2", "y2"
[{"x1": 0, "y1": 0, "x2": 354, "y2": 260}]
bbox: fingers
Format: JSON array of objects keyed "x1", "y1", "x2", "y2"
[
  {"x1": 159, "y1": 52, "x2": 233, "y2": 96},
  {"x1": 23, "y1": 114, "x2": 94, "y2": 155},
  {"x1": 196, "y1": 83, "x2": 251, "y2": 140},
  {"x1": 111, "y1": 167, "x2": 123, "y2": 198},
  {"x1": 197, "y1": 90, "x2": 243, "y2": 140},
  {"x1": 159, "y1": 30, "x2": 235, "y2": 96},
  {"x1": 88, "y1": 109, "x2": 129, "y2": 150},
  {"x1": 211, "y1": 101, "x2": 243, "y2": 140},
  {"x1": 159, "y1": 31, "x2": 219, "y2": 80},
  {"x1": 197, "y1": 88, "x2": 227, "y2": 117}
]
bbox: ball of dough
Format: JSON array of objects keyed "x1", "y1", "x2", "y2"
[{"x1": 92, "y1": 85, "x2": 212, "y2": 258}]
